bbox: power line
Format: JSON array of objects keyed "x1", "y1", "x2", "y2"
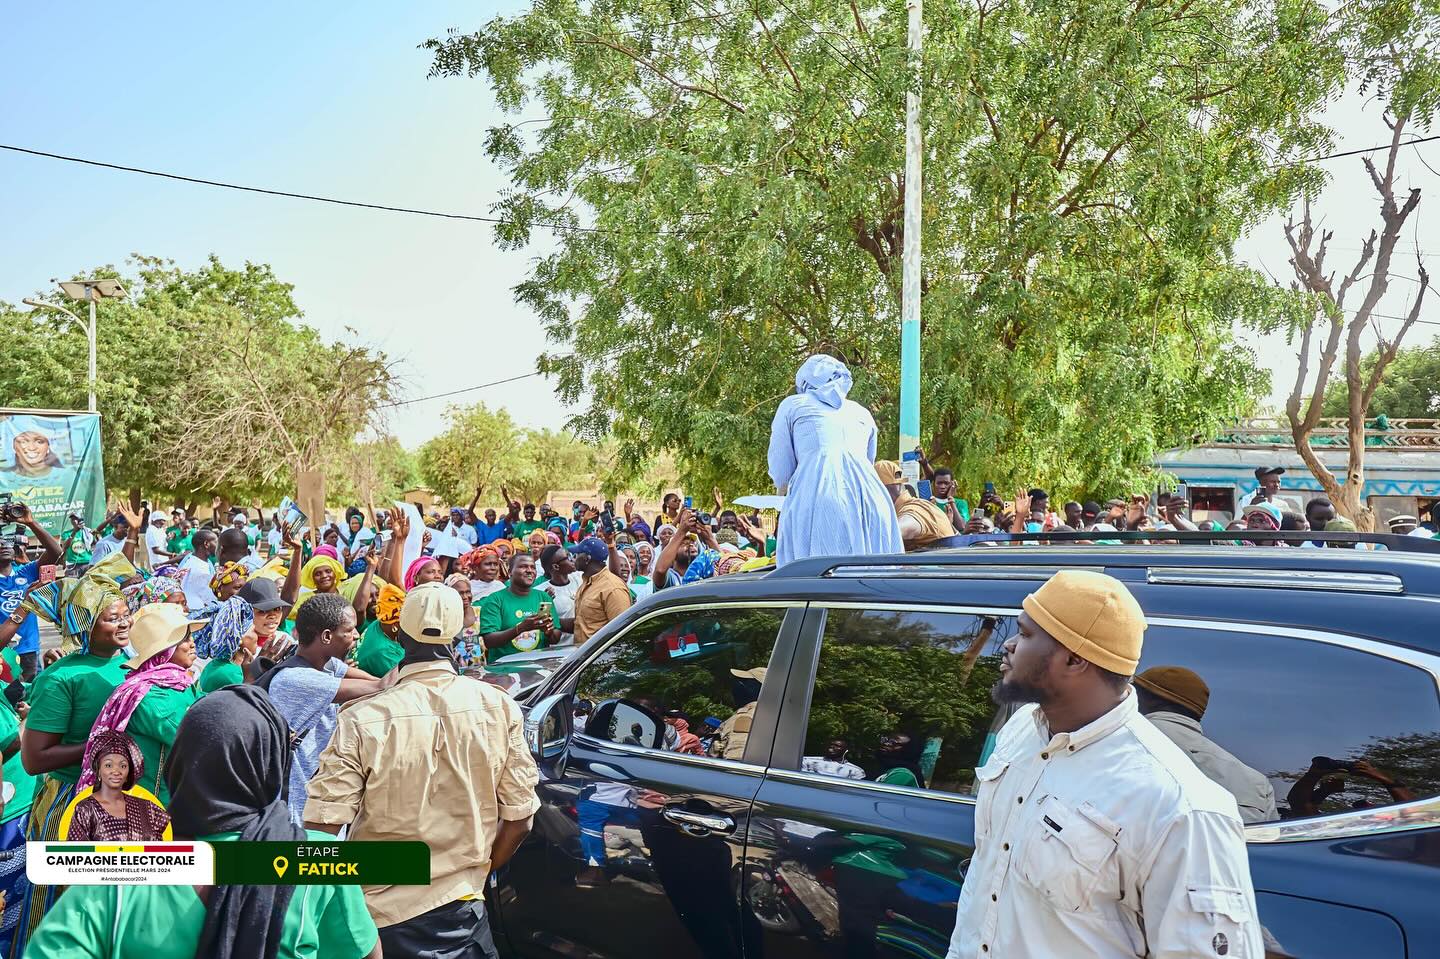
[
  {"x1": 8, "y1": 134, "x2": 1435, "y2": 235},
  {"x1": 380, "y1": 371, "x2": 544, "y2": 408},
  {"x1": 1272, "y1": 134, "x2": 1440, "y2": 167},
  {"x1": 0, "y1": 142, "x2": 690, "y2": 236}
]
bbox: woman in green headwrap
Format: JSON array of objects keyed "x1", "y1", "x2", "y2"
[{"x1": 11, "y1": 553, "x2": 137, "y2": 955}]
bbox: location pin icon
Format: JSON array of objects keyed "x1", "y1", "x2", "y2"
[{"x1": 272, "y1": 856, "x2": 289, "y2": 879}]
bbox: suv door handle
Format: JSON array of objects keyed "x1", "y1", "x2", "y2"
[{"x1": 662, "y1": 806, "x2": 736, "y2": 837}]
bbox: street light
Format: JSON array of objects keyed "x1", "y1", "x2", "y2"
[{"x1": 23, "y1": 278, "x2": 127, "y2": 413}]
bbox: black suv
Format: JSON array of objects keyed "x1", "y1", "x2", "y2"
[{"x1": 494, "y1": 544, "x2": 1440, "y2": 959}]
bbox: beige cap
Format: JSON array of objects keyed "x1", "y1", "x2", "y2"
[
  {"x1": 1021, "y1": 571, "x2": 1146, "y2": 675},
  {"x1": 125, "y1": 603, "x2": 202, "y2": 668},
  {"x1": 730, "y1": 667, "x2": 767, "y2": 683},
  {"x1": 873, "y1": 460, "x2": 904, "y2": 484},
  {"x1": 399, "y1": 582, "x2": 463, "y2": 644},
  {"x1": 1135, "y1": 666, "x2": 1210, "y2": 717}
]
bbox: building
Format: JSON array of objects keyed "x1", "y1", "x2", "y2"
[{"x1": 1155, "y1": 417, "x2": 1440, "y2": 525}]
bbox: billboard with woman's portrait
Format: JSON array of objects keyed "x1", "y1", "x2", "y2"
[{"x1": 0, "y1": 410, "x2": 106, "y2": 535}]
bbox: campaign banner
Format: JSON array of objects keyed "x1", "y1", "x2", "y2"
[
  {"x1": 0, "y1": 410, "x2": 106, "y2": 535},
  {"x1": 29, "y1": 841, "x2": 214, "y2": 886}
]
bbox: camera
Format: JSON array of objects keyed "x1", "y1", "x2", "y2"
[
  {"x1": 0, "y1": 494, "x2": 27, "y2": 526},
  {"x1": 1312, "y1": 756, "x2": 1356, "y2": 774}
]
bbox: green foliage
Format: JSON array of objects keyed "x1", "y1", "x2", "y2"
[
  {"x1": 425, "y1": 0, "x2": 1347, "y2": 498},
  {"x1": 0, "y1": 256, "x2": 395, "y2": 505},
  {"x1": 324, "y1": 434, "x2": 423, "y2": 508},
  {"x1": 1341, "y1": 0, "x2": 1440, "y2": 125},
  {"x1": 506, "y1": 427, "x2": 599, "y2": 502},
  {"x1": 1320, "y1": 337, "x2": 1440, "y2": 418},
  {"x1": 418, "y1": 403, "x2": 525, "y2": 505}
]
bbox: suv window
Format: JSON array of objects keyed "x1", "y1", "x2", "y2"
[
  {"x1": 801, "y1": 608, "x2": 1009, "y2": 795},
  {"x1": 573, "y1": 606, "x2": 787, "y2": 760},
  {"x1": 1136, "y1": 624, "x2": 1440, "y2": 821}
]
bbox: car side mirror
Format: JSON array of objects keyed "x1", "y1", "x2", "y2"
[
  {"x1": 588, "y1": 698, "x2": 665, "y2": 750},
  {"x1": 524, "y1": 693, "x2": 572, "y2": 761}
]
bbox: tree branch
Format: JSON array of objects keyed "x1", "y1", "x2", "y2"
[{"x1": 578, "y1": 36, "x2": 746, "y2": 114}]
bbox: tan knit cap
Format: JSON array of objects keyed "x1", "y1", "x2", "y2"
[{"x1": 1022, "y1": 570, "x2": 1146, "y2": 675}]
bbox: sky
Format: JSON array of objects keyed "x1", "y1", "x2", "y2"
[{"x1": 2, "y1": 3, "x2": 1436, "y2": 452}]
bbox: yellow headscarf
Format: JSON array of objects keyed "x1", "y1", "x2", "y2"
[
  {"x1": 376, "y1": 583, "x2": 406, "y2": 627},
  {"x1": 299, "y1": 555, "x2": 347, "y2": 591}
]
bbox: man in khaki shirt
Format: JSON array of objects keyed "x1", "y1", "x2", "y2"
[
  {"x1": 305, "y1": 581, "x2": 540, "y2": 958},
  {"x1": 570, "y1": 536, "x2": 632, "y2": 644}
]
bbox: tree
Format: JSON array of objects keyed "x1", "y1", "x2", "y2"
[
  {"x1": 0, "y1": 256, "x2": 396, "y2": 509},
  {"x1": 325, "y1": 433, "x2": 423, "y2": 514},
  {"x1": 425, "y1": 0, "x2": 1342, "y2": 497},
  {"x1": 1280, "y1": 1, "x2": 1435, "y2": 529},
  {"x1": 1320, "y1": 338, "x2": 1440, "y2": 419},
  {"x1": 506, "y1": 428, "x2": 598, "y2": 504},
  {"x1": 418, "y1": 402, "x2": 524, "y2": 505}
]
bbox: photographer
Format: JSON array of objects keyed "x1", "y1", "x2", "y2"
[
  {"x1": 60, "y1": 514, "x2": 95, "y2": 576},
  {"x1": 0, "y1": 501, "x2": 65, "y2": 681}
]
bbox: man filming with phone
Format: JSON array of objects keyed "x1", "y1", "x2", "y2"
[{"x1": 0, "y1": 500, "x2": 65, "y2": 681}]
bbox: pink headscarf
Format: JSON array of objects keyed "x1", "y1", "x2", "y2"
[
  {"x1": 313, "y1": 544, "x2": 340, "y2": 561},
  {"x1": 404, "y1": 556, "x2": 439, "y2": 591},
  {"x1": 78, "y1": 645, "x2": 194, "y2": 792}
]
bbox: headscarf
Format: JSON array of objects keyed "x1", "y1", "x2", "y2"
[
  {"x1": 795, "y1": 354, "x2": 853, "y2": 409},
  {"x1": 628, "y1": 516, "x2": 652, "y2": 542},
  {"x1": 716, "y1": 528, "x2": 742, "y2": 547},
  {"x1": 404, "y1": 556, "x2": 438, "y2": 591},
  {"x1": 545, "y1": 530, "x2": 563, "y2": 546},
  {"x1": 312, "y1": 544, "x2": 340, "y2": 562},
  {"x1": 338, "y1": 572, "x2": 383, "y2": 604},
  {"x1": 715, "y1": 550, "x2": 758, "y2": 577},
  {"x1": 78, "y1": 615, "x2": 195, "y2": 792},
  {"x1": 22, "y1": 552, "x2": 136, "y2": 654},
  {"x1": 209, "y1": 560, "x2": 248, "y2": 593},
  {"x1": 458, "y1": 545, "x2": 497, "y2": 577},
  {"x1": 1244, "y1": 502, "x2": 1282, "y2": 532},
  {"x1": 164, "y1": 685, "x2": 305, "y2": 959},
  {"x1": 666, "y1": 717, "x2": 704, "y2": 756},
  {"x1": 376, "y1": 584, "x2": 406, "y2": 626},
  {"x1": 193, "y1": 597, "x2": 254, "y2": 661},
  {"x1": 123, "y1": 575, "x2": 183, "y2": 614},
  {"x1": 657, "y1": 523, "x2": 677, "y2": 540},
  {"x1": 299, "y1": 554, "x2": 346, "y2": 591},
  {"x1": 151, "y1": 563, "x2": 183, "y2": 581},
  {"x1": 527, "y1": 530, "x2": 548, "y2": 550},
  {"x1": 87, "y1": 728, "x2": 144, "y2": 791}
]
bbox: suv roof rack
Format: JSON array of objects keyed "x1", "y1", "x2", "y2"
[{"x1": 767, "y1": 531, "x2": 1440, "y2": 596}]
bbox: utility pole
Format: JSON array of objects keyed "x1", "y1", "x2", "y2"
[{"x1": 899, "y1": 0, "x2": 922, "y2": 460}]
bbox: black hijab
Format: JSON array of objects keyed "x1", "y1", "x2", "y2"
[{"x1": 165, "y1": 684, "x2": 306, "y2": 959}]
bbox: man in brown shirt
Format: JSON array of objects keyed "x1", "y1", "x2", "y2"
[
  {"x1": 874, "y1": 460, "x2": 958, "y2": 548},
  {"x1": 304, "y1": 582, "x2": 540, "y2": 958},
  {"x1": 570, "y1": 536, "x2": 632, "y2": 644}
]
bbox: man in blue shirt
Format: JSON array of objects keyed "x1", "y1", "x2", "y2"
[
  {"x1": 473, "y1": 508, "x2": 512, "y2": 546},
  {"x1": 0, "y1": 502, "x2": 65, "y2": 680}
]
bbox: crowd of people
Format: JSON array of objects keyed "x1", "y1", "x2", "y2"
[
  {"x1": 0, "y1": 354, "x2": 1430, "y2": 958},
  {"x1": 0, "y1": 480, "x2": 800, "y2": 958}
]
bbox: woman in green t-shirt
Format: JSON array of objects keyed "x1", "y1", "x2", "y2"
[
  {"x1": 26, "y1": 684, "x2": 379, "y2": 959},
  {"x1": 14, "y1": 553, "x2": 138, "y2": 954},
  {"x1": 77, "y1": 603, "x2": 201, "y2": 807},
  {"x1": 354, "y1": 583, "x2": 405, "y2": 677},
  {"x1": 194, "y1": 597, "x2": 257, "y2": 695}
]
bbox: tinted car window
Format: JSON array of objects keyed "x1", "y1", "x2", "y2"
[
  {"x1": 574, "y1": 606, "x2": 786, "y2": 759},
  {"x1": 1136, "y1": 625, "x2": 1440, "y2": 820},
  {"x1": 801, "y1": 608, "x2": 1010, "y2": 795}
]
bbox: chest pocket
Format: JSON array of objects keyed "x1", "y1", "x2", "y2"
[
  {"x1": 970, "y1": 759, "x2": 1009, "y2": 843},
  {"x1": 1017, "y1": 796, "x2": 1122, "y2": 912}
]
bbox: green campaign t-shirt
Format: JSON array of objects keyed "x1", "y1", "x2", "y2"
[
  {"x1": 25, "y1": 829, "x2": 378, "y2": 959},
  {"x1": 165, "y1": 526, "x2": 193, "y2": 556},
  {"x1": 0, "y1": 698, "x2": 37, "y2": 825},
  {"x1": 126, "y1": 685, "x2": 202, "y2": 804},
  {"x1": 513, "y1": 520, "x2": 543, "y2": 538},
  {"x1": 478, "y1": 587, "x2": 560, "y2": 664},
  {"x1": 25, "y1": 651, "x2": 128, "y2": 784},
  {"x1": 197, "y1": 658, "x2": 243, "y2": 695},
  {"x1": 355, "y1": 619, "x2": 403, "y2": 677}
]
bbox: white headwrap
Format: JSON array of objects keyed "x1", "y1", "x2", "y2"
[{"x1": 795, "y1": 354, "x2": 853, "y2": 409}]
